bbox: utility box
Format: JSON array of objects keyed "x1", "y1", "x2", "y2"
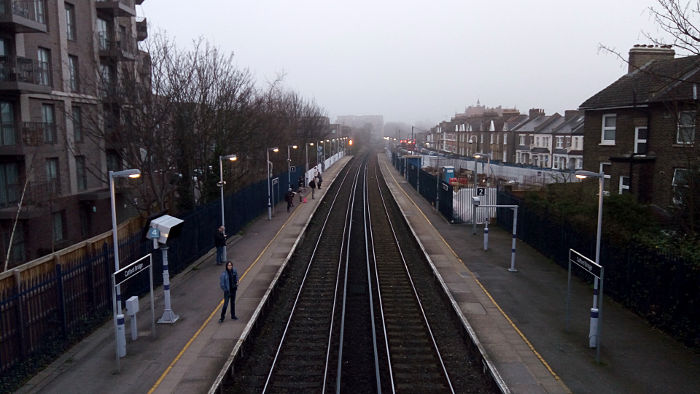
[
  {"x1": 471, "y1": 196, "x2": 481, "y2": 206},
  {"x1": 126, "y1": 296, "x2": 139, "y2": 314}
]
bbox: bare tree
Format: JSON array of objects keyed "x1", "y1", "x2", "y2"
[{"x1": 646, "y1": 0, "x2": 700, "y2": 55}]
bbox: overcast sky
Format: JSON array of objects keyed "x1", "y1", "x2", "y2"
[{"x1": 139, "y1": 0, "x2": 672, "y2": 126}]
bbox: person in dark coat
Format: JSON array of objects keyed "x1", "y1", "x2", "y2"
[
  {"x1": 214, "y1": 226, "x2": 226, "y2": 265},
  {"x1": 308, "y1": 178, "x2": 316, "y2": 199},
  {"x1": 297, "y1": 176, "x2": 304, "y2": 202},
  {"x1": 285, "y1": 188, "x2": 295, "y2": 212},
  {"x1": 219, "y1": 261, "x2": 238, "y2": 322},
  {"x1": 316, "y1": 172, "x2": 323, "y2": 189}
]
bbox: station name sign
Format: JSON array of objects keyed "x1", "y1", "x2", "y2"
[
  {"x1": 114, "y1": 258, "x2": 151, "y2": 286},
  {"x1": 569, "y1": 249, "x2": 602, "y2": 278}
]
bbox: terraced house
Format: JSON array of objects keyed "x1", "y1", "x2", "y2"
[
  {"x1": 580, "y1": 45, "x2": 699, "y2": 205},
  {"x1": 0, "y1": 0, "x2": 148, "y2": 266}
]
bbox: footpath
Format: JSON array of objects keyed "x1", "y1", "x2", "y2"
[
  {"x1": 377, "y1": 152, "x2": 700, "y2": 394},
  {"x1": 19, "y1": 152, "x2": 700, "y2": 394}
]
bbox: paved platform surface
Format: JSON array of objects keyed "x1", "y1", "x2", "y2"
[{"x1": 19, "y1": 152, "x2": 700, "y2": 394}]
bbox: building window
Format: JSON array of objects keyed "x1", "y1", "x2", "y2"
[
  {"x1": 619, "y1": 176, "x2": 630, "y2": 194},
  {"x1": 480, "y1": 134, "x2": 483, "y2": 144},
  {"x1": 0, "y1": 162, "x2": 19, "y2": 208},
  {"x1": 503, "y1": 134, "x2": 507, "y2": 145},
  {"x1": 0, "y1": 101, "x2": 15, "y2": 146},
  {"x1": 106, "y1": 150, "x2": 120, "y2": 172},
  {"x1": 76, "y1": 155, "x2": 87, "y2": 191},
  {"x1": 677, "y1": 111, "x2": 695, "y2": 144},
  {"x1": 490, "y1": 134, "x2": 494, "y2": 144},
  {"x1": 556, "y1": 136, "x2": 563, "y2": 149},
  {"x1": 601, "y1": 114, "x2": 616, "y2": 145},
  {"x1": 97, "y1": 18, "x2": 109, "y2": 51},
  {"x1": 2, "y1": 220, "x2": 25, "y2": 264},
  {"x1": 45, "y1": 158, "x2": 59, "y2": 195},
  {"x1": 634, "y1": 127, "x2": 648, "y2": 154},
  {"x1": 672, "y1": 168, "x2": 689, "y2": 204},
  {"x1": 32, "y1": 0, "x2": 46, "y2": 24},
  {"x1": 53, "y1": 211, "x2": 65, "y2": 242},
  {"x1": 72, "y1": 106, "x2": 82, "y2": 142},
  {"x1": 37, "y1": 47, "x2": 51, "y2": 86},
  {"x1": 68, "y1": 55, "x2": 79, "y2": 92},
  {"x1": 42, "y1": 104, "x2": 56, "y2": 143},
  {"x1": 65, "y1": 3, "x2": 76, "y2": 40}
]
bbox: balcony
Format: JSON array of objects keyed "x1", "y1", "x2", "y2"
[
  {"x1": 0, "y1": 180, "x2": 61, "y2": 213},
  {"x1": 136, "y1": 18, "x2": 147, "y2": 41},
  {"x1": 0, "y1": 121, "x2": 47, "y2": 155},
  {"x1": 0, "y1": 56, "x2": 52, "y2": 93},
  {"x1": 0, "y1": 0, "x2": 47, "y2": 33},
  {"x1": 97, "y1": 33, "x2": 136, "y2": 61},
  {"x1": 95, "y1": 0, "x2": 135, "y2": 17}
]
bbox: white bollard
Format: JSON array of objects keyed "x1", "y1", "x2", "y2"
[
  {"x1": 126, "y1": 296, "x2": 139, "y2": 341},
  {"x1": 483, "y1": 220, "x2": 489, "y2": 251},
  {"x1": 589, "y1": 307, "x2": 599, "y2": 348},
  {"x1": 116, "y1": 314, "x2": 126, "y2": 357}
]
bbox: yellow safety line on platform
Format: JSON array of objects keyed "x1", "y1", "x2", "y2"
[
  {"x1": 148, "y1": 207, "x2": 301, "y2": 393},
  {"x1": 380, "y1": 158, "x2": 564, "y2": 383}
]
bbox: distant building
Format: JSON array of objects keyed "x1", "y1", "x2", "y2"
[
  {"x1": 580, "y1": 45, "x2": 699, "y2": 206},
  {"x1": 336, "y1": 115, "x2": 384, "y2": 136}
]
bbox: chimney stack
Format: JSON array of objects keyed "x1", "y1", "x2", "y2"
[
  {"x1": 628, "y1": 44, "x2": 675, "y2": 74},
  {"x1": 529, "y1": 108, "x2": 544, "y2": 118}
]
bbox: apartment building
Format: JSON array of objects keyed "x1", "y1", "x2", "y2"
[{"x1": 0, "y1": 0, "x2": 147, "y2": 266}]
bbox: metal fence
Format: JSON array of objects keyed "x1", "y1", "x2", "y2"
[
  {"x1": 496, "y1": 190, "x2": 700, "y2": 347},
  {"x1": 0, "y1": 167, "x2": 305, "y2": 376}
]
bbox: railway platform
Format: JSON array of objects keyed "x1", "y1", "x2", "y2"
[
  {"x1": 377, "y1": 152, "x2": 700, "y2": 394},
  {"x1": 18, "y1": 157, "x2": 351, "y2": 394},
  {"x1": 19, "y1": 151, "x2": 700, "y2": 393}
]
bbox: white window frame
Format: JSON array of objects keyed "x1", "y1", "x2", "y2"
[
  {"x1": 519, "y1": 134, "x2": 525, "y2": 145},
  {"x1": 634, "y1": 126, "x2": 648, "y2": 154},
  {"x1": 677, "y1": 111, "x2": 695, "y2": 144},
  {"x1": 503, "y1": 133, "x2": 507, "y2": 145},
  {"x1": 619, "y1": 176, "x2": 630, "y2": 194},
  {"x1": 601, "y1": 114, "x2": 616, "y2": 145}
]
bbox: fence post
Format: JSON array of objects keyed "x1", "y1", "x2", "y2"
[
  {"x1": 55, "y1": 261, "x2": 67, "y2": 337},
  {"x1": 14, "y1": 269, "x2": 26, "y2": 358}
]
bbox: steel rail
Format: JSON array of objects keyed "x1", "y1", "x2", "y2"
[
  {"x1": 373, "y1": 160, "x2": 456, "y2": 394},
  {"x1": 262, "y1": 162, "x2": 359, "y2": 393},
  {"x1": 332, "y1": 160, "x2": 365, "y2": 392}
]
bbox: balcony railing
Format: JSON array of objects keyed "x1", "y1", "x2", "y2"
[
  {"x1": 97, "y1": 32, "x2": 136, "y2": 60},
  {"x1": 0, "y1": 56, "x2": 52, "y2": 92},
  {"x1": 95, "y1": 0, "x2": 135, "y2": 17},
  {"x1": 0, "y1": 0, "x2": 47, "y2": 33}
]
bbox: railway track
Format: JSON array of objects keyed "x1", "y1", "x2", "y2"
[{"x1": 222, "y1": 151, "x2": 497, "y2": 393}]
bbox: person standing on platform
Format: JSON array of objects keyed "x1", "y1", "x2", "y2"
[
  {"x1": 316, "y1": 172, "x2": 323, "y2": 189},
  {"x1": 309, "y1": 177, "x2": 316, "y2": 199},
  {"x1": 219, "y1": 261, "x2": 238, "y2": 322},
  {"x1": 285, "y1": 187, "x2": 295, "y2": 212},
  {"x1": 214, "y1": 226, "x2": 226, "y2": 265}
]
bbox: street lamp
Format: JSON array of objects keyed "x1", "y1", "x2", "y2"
[
  {"x1": 305, "y1": 142, "x2": 314, "y2": 185},
  {"x1": 287, "y1": 144, "x2": 298, "y2": 186},
  {"x1": 267, "y1": 147, "x2": 279, "y2": 220},
  {"x1": 109, "y1": 168, "x2": 140, "y2": 357},
  {"x1": 575, "y1": 169, "x2": 607, "y2": 349},
  {"x1": 218, "y1": 154, "x2": 237, "y2": 259}
]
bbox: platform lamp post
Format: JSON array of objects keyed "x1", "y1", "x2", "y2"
[
  {"x1": 218, "y1": 154, "x2": 237, "y2": 260},
  {"x1": 287, "y1": 144, "x2": 298, "y2": 187},
  {"x1": 305, "y1": 142, "x2": 314, "y2": 185},
  {"x1": 267, "y1": 147, "x2": 279, "y2": 220},
  {"x1": 575, "y1": 169, "x2": 606, "y2": 348},
  {"x1": 109, "y1": 168, "x2": 141, "y2": 358}
]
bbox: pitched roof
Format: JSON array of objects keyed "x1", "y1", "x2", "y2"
[{"x1": 579, "y1": 54, "x2": 700, "y2": 110}]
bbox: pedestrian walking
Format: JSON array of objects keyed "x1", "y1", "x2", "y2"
[
  {"x1": 309, "y1": 178, "x2": 316, "y2": 199},
  {"x1": 297, "y1": 176, "x2": 304, "y2": 202},
  {"x1": 214, "y1": 226, "x2": 226, "y2": 265},
  {"x1": 316, "y1": 172, "x2": 323, "y2": 189},
  {"x1": 218, "y1": 261, "x2": 238, "y2": 322},
  {"x1": 285, "y1": 187, "x2": 295, "y2": 212}
]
